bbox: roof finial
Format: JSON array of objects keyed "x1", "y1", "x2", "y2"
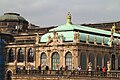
[{"x1": 66, "y1": 12, "x2": 72, "y2": 24}]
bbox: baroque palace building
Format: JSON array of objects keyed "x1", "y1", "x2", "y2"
[{"x1": 0, "y1": 12, "x2": 120, "y2": 80}]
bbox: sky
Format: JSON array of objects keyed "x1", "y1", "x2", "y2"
[{"x1": 0, "y1": 0, "x2": 120, "y2": 27}]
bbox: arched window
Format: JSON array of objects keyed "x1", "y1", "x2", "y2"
[
  {"x1": 51, "y1": 52, "x2": 60, "y2": 70},
  {"x1": 80, "y1": 53, "x2": 87, "y2": 70},
  {"x1": 65, "y1": 52, "x2": 72, "y2": 70},
  {"x1": 97, "y1": 54, "x2": 102, "y2": 66},
  {"x1": 89, "y1": 53, "x2": 95, "y2": 69},
  {"x1": 40, "y1": 52, "x2": 47, "y2": 65},
  {"x1": 104, "y1": 54, "x2": 109, "y2": 67},
  {"x1": 6, "y1": 71, "x2": 12, "y2": 80},
  {"x1": 8, "y1": 48, "x2": 14, "y2": 62},
  {"x1": 17, "y1": 48, "x2": 24, "y2": 62},
  {"x1": 27, "y1": 48, "x2": 34, "y2": 62}
]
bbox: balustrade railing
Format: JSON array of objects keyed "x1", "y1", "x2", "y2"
[{"x1": 15, "y1": 70, "x2": 120, "y2": 78}]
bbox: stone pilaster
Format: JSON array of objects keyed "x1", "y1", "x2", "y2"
[{"x1": 35, "y1": 47, "x2": 39, "y2": 68}]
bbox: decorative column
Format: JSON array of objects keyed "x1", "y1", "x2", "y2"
[
  {"x1": 94, "y1": 54, "x2": 97, "y2": 69},
  {"x1": 72, "y1": 48, "x2": 79, "y2": 69},
  {"x1": 35, "y1": 47, "x2": 39, "y2": 68},
  {"x1": 14, "y1": 48, "x2": 17, "y2": 74},
  {"x1": 47, "y1": 48, "x2": 51, "y2": 69}
]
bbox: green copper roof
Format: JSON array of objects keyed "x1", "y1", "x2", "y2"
[
  {"x1": 40, "y1": 22, "x2": 120, "y2": 45},
  {"x1": 49, "y1": 23, "x2": 120, "y2": 37},
  {"x1": 40, "y1": 13, "x2": 120, "y2": 45},
  {"x1": 40, "y1": 30, "x2": 110, "y2": 45},
  {"x1": 41, "y1": 31, "x2": 74, "y2": 42}
]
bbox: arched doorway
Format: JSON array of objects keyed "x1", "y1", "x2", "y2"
[
  {"x1": 80, "y1": 53, "x2": 87, "y2": 70},
  {"x1": 6, "y1": 71, "x2": 12, "y2": 80},
  {"x1": 97, "y1": 54, "x2": 102, "y2": 66},
  {"x1": 104, "y1": 54, "x2": 109, "y2": 68},
  {"x1": 111, "y1": 54, "x2": 115, "y2": 70},
  {"x1": 89, "y1": 53, "x2": 95, "y2": 69},
  {"x1": 27, "y1": 48, "x2": 34, "y2": 62},
  {"x1": 17, "y1": 48, "x2": 25, "y2": 62},
  {"x1": 51, "y1": 52, "x2": 60, "y2": 70},
  {"x1": 40, "y1": 52, "x2": 47, "y2": 65},
  {"x1": 65, "y1": 52, "x2": 72, "y2": 70}
]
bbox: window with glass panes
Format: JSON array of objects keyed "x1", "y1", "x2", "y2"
[
  {"x1": 104, "y1": 54, "x2": 109, "y2": 67},
  {"x1": 52, "y1": 52, "x2": 60, "y2": 70},
  {"x1": 17, "y1": 48, "x2": 24, "y2": 62},
  {"x1": 40, "y1": 53, "x2": 46, "y2": 65},
  {"x1": 80, "y1": 53, "x2": 87, "y2": 70},
  {"x1": 89, "y1": 53, "x2": 95, "y2": 69},
  {"x1": 65, "y1": 52, "x2": 72, "y2": 70},
  {"x1": 8, "y1": 48, "x2": 14, "y2": 62},
  {"x1": 97, "y1": 54, "x2": 102, "y2": 66},
  {"x1": 28, "y1": 48, "x2": 34, "y2": 62}
]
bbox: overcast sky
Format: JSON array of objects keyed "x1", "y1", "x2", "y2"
[{"x1": 0, "y1": 0, "x2": 120, "y2": 27}]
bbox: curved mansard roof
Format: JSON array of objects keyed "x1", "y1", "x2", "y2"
[{"x1": 0, "y1": 12, "x2": 28, "y2": 22}]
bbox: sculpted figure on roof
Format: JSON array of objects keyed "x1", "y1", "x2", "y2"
[{"x1": 111, "y1": 23, "x2": 116, "y2": 35}]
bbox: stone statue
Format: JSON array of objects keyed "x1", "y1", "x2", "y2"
[
  {"x1": 102, "y1": 37, "x2": 104, "y2": 45},
  {"x1": 77, "y1": 32, "x2": 80, "y2": 42},
  {"x1": 88, "y1": 62, "x2": 92, "y2": 71},
  {"x1": 107, "y1": 61, "x2": 111, "y2": 76},
  {"x1": 74, "y1": 32, "x2": 77, "y2": 40},
  {"x1": 53, "y1": 31, "x2": 58, "y2": 43},
  {"x1": 74, "y1": 32, "x2": 80, "y2": 42},
  {"x1": 94, "y1": 36, "x2": 97, "y2": 44},
  {"x1": 86, "y1": 35, "x2": 89, "y2": 44},
  {"x1": 46, "y1": 35, "x2": 52, "y2": 45},
  {"x1": 60, "y1": 34, "x2": 64, "y2": 43},
  {"x1": 35, "y1": 33, "x2": 39, "y2": 44},
  {"x1": 48, "y1": 35, "x2": 51, "y2": 42},
  {"x1": 107, "y1": 61, "x2": 111, "y2": 72},
  {"x1": 111, "y1": 23, "x2": 116, "y2": 35},
  {"x1": 116, "y1": 37, "x2": 119, "y2": 46},
  {"x1": 109, "y1": 35, "x2": 114, "y2": 47}
]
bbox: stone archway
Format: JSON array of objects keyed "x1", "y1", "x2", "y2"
[
  {"x1": 111, "y1": 54, "x2": 115, "y2": 70},
  {"x1": 80, "y1": 53, "x2": 87, "y2": 70},
  {"x1": 97, "y1": 54, "x2": 102, "y2": 66},
  {"x1": 104, "y1": 54, "x2": 109, "y2": 68},
  {"x1": 89, "y1": 53, "x2": 95, "y2": 69},
  {"x1": 40, "y1": 52, "x2": 47, "y2": 66},
  {"x1": 6, "y1": 70, "x2": 12, "y2": 80},
  {"x1": 51, "y1": 52, "x2": 60, "y2": 70},
  {"x1": 65, "y1": 52, "x2": 72, "y2": 70}
]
